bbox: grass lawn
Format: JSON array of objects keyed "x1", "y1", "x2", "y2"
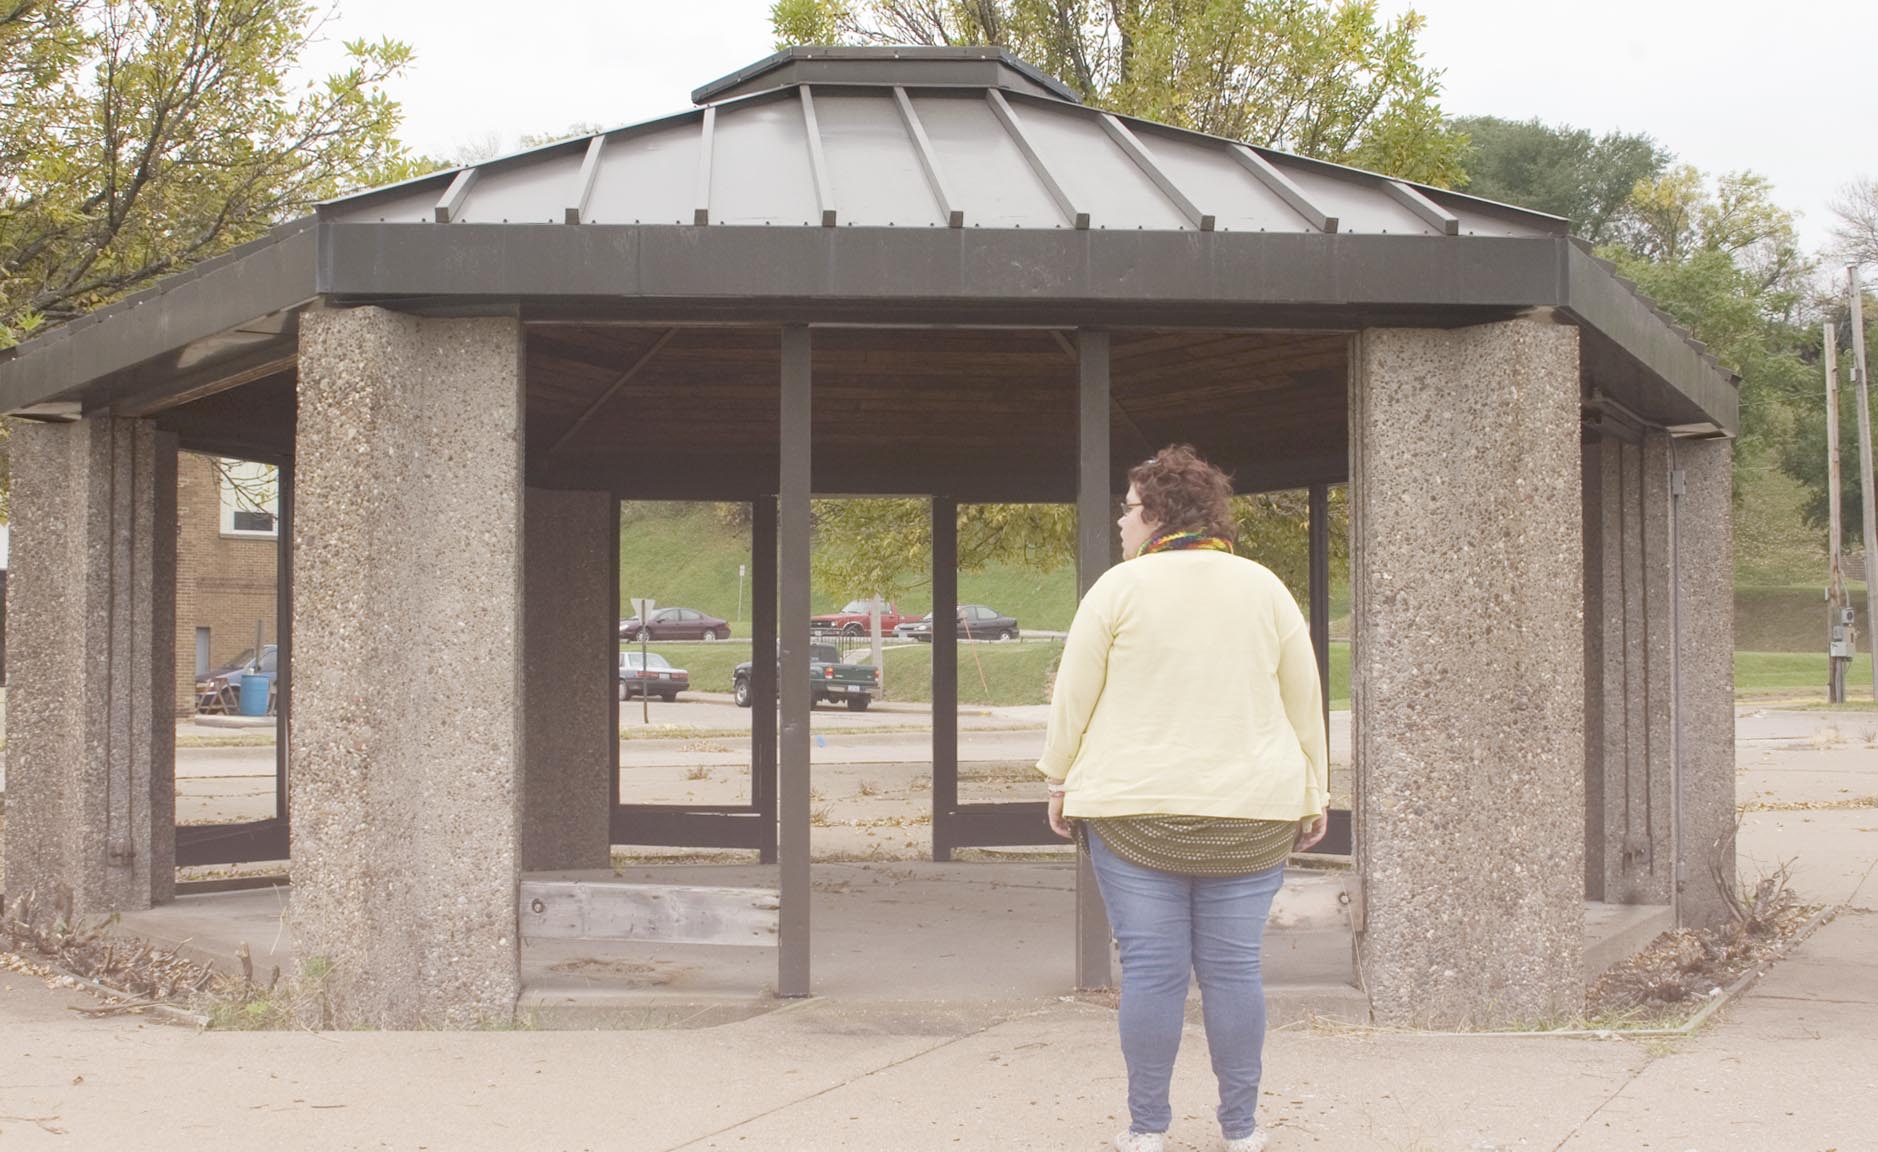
[
  {"x1": 1735, "y1": 650, "x2": 1875, "y2": 699},
  {"x1": 867, "y1": 640, "x2": 1065, "y2": 706},
  {"x1": 1327, "y1": 641, "x2": 1349, "y2": 708},
  {"x1": 631, "y1": 640, "x2": 753, "y2": 694}
]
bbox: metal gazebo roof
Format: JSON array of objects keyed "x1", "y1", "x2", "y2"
[
  {"x1": 0, "y1": 45, "x2": 1735, "y2": 437},
  {"x1": 328, "y1": 48, "x2": 1556, "y2": 239}
]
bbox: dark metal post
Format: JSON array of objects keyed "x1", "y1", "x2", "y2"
[
  {"x1": 275, "y1": 465, "x2": 293, "y2": 827},
  {"x1": 609, "y1": 498, "x2": 622, "y2": 811},
  {"x1": 1308, "y1": 483, "x2": 1330, "y2": 736},
  {"x1": 1581, "y1": 433, "x2": 1606, "y2": 899},
  {"x1": 1075, "y1": 330, "x2": 1114, "y2": 990},
  {"x1": 931, "y1": 495, "x2": 959, "y2": 861},
  {"x1": 753, "y1": 495, "x2": 779, "y2": 863},
  {"x1": 778, "y1": 326, "x2": 812, "y2": 997}
]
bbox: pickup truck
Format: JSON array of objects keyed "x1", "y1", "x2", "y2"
[
  {"x1": 732, "y1": 643, "x2": 881, "y2": 712},
  {"x1": 808, "y1": 599, "x2": 917, "y2": 638}
]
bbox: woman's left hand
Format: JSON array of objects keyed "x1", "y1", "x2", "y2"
[
  {"x1": 1047, "y1": 792, "x2": 1072, "y2": 839},
  {"x1": 1296, "y1": 813, "x2": 1328, "y2": 852}
]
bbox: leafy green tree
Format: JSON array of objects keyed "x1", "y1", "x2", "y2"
[
  {"x1": 1594, "y1": 166, "x2": 1816, "y2": 502},
  {"x1": 1449, "y1": 115, "x2": 1666, "y2": 243},
  {"x1": 0, "y1": 0, "x2": 426, "y2": 347},
  {"x1": 771, "y1": 0, "x2": 1466, "y2": 186},
  {"x1": 1778, "y1": 294, "x2": 1875, "y2": 534},
  {"x1": 811, "y1": 499, "x2": 1074, "y2": 601},
  {"x1": 811, "y1": 492, "x2": 1345, "y2": 607}
]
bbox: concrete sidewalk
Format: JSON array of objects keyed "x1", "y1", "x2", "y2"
[
  {"x1": 2, "y1": 915, "x2": 1873, "y2": 1150},
  {"x1": 2, "y1": 706, "x2": 1875, "y2": 1150}
]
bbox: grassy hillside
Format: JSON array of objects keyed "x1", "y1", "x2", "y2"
[
  {"x1": 1733, "y1": 454, "x2": 1869, "y2": 652},
  {"x1": 619, "y1": 502, "x2": 1083, "y2": 631},
  {"x1": 1734, "y1": 456, "x2": 1829, "y2": 588},
  {"x1": 619, "y1": 501, "x2": 1346, "y2": 636}
]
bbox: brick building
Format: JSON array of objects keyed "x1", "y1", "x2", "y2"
[{"x1": 172, "y1": 452, "x2": 278, "y2": 715}]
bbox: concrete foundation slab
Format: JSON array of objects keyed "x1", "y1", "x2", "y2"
[{"x1": 1584, "y1": 900, "x2": 1674, "y2": 979}]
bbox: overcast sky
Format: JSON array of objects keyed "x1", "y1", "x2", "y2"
[{"x1": 305, "y1": 0, "x2": 1873, "y2": 256}]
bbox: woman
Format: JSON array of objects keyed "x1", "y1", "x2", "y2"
[{"x1": 1038, "y1": 445, "x2": 1328, "y2": 1152}]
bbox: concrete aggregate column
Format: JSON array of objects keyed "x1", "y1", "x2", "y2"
[
  {"x1": 291, "y1": 307, "x2": 524, "y2": 1028},
  {"x1": 1673, "y1": 437, "x2": 1735, "y2": 928},
  {"x1": 521, "y1": 487, "x2": 614, "y2": 872},
  {"x1": 3, "y1": 416, "x2": 175, "y2": 916},
  {"x1": 1351, "y1": 318, "x2": 1585, "y2": 1028}
]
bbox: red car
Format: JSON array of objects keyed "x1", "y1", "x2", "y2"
[
  {"x1": 619, "y1": 606, "x2": 731, "y2": 641},
  {"x1": 810, "y1": 599, "x2": 918, "y2": 638}
]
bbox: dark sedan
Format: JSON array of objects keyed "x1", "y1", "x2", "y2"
[
  {"x1": 619, "y1": 651, "x2": 690, "y2": 701},
  {"x1": 892, "y1": 604, "x2": 1019, "y2": 642},
  {"x1": 619, "y1": 606, "x2": 731, "y2": 641}
]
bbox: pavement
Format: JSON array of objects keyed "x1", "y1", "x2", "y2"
[{"x1": 1, "y1": 706, "x2": 1875, "y2": 1150}]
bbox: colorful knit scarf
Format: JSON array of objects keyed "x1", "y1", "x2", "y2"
[{"x1": 1136, "y1": 530, "x2": 1234, "y2": 558}]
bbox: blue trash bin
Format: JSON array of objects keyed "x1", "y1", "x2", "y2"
[{"x1": 238, "y1": 672, "x2": 272, "y2": 717}]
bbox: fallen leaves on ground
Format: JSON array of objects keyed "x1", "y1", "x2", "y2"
[{"x1": 1587, "y1": 866, "x2": 1818, "y2": 1023}]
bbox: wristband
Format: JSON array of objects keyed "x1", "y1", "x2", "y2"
[{"x1": 1045, "y1": 780, "x2": 1068, "y2": 796}]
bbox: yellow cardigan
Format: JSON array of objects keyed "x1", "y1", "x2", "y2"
[{"x1": 1037, "y1": 549, "x2": 1328, "y2": 821}]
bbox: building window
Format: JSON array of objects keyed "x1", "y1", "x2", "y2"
[{"x1": 217, "y1": 459, "x2": 279, "y2": 539}]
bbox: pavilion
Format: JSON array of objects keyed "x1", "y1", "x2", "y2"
[{"x1": 0, "y1": 46, "x2": 1736, "y2": 1028}]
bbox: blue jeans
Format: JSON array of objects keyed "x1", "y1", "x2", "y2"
[{"x1": 1086, "y1": 831, "x2": 1285, "y2": 1141}]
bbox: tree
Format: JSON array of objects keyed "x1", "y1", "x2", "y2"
[
  {"x1": 1601, "y1": 167, "x2": 1814, "y2": 473},
  {"x1": 1831, "y1": 177, "x2": 1878, "y2": 269},
  {"x1": 1779, "y1": 291, "x2": 1874, "y2": 534},
  {"x1": 0, "y1": 0, "x2": 427, "y2": 348},
  {"x1": 771, "y1": 0, "x2": 1467, "y2": 186},
  {"x1": 811, "y1": 499, "x2": 1074, "y2": 601},
  {"x1": 1449, "y1": 115, "x2": 1666, "y2": 243},
  {"x1": 810, "y1": 492, "x2": 1345, "y2": 606}
]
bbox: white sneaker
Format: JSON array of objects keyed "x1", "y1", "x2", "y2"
[
  {"x1": 1222, "y1": 1131, "x2": 1268, "y2": 1152},
  {"x1": 1114, "y1": 1130, "x2": 1165, "y2": 1152}
]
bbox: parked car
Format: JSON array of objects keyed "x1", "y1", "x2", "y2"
[
  {"x1": 809, "y1": 598, "x2": 918, "y2": 638},
  {"x1": 196, "y1": 645, "x2": 278, "y2": 713},
  {"x1": 619, "y1": 651, "x2": 689, "y2": 701},
  {"x1": 732, "y1": 642, "x2": 880, "y2": 711},
  {"x1": 893, "y1": 604, "x2": 1019, "y2": 642},
  {"x1": 619, "y1": 606, "x2": 731, "y2": 641}
]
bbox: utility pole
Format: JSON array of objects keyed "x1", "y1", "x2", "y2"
[
  {"x1": 1825, "y1": 322, "x2": 1851, "y2": 702},
  {"x1": 1849, "y1": 264, "x2": 1878, "y2": 699}
]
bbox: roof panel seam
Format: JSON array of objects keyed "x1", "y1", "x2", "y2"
[
  {"x1": 694, "y1": 106, "x2": 716, "y2": 226},
  {"x1": 566, "y1": 136, "x2": 605, "y2": 225},
  {"x1": 1098, "y1": 114, "x2": 1212, "y2": 232},
  {"x1": 893, "y1": 87, "x2": 963, "y2": 228},
  {"x1": 799, "y1": 86, "x2": 838, "y2": 227},
  {"x1": 984, "y1": 88, "x2": 1088, "y2": 230},
  {"x1": 1382, "y1": 179, "x2": 1458, "y2": 236},
  {"x1": 435, "y1": 168, "x2": 477, "y2": 224},
  {"x1": 1229, "y1": 146, "x2": 1336, "y2": 234}
]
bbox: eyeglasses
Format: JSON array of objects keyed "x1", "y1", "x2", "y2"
[{"x1": 1119, "y1": 500, "x2": 1143, "y2": 515}]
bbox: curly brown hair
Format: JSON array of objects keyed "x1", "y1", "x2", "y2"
[{"x1": 1128, "y1": 444, "x2": 1236, "y2": 541}]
